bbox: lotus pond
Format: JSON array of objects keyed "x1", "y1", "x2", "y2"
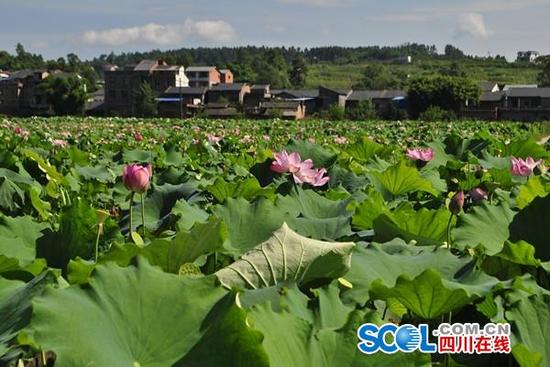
[{"x1": 0, "y1": 117, "x2": 549, "y2": 367}]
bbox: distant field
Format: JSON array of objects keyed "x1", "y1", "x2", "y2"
[{"x1": 306, "y1": 60, "x2": 539, "y2": 89}]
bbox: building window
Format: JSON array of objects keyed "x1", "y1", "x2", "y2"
[
  {"x1": 121, "y1": 91, "x2": 128, "y2": 100},
  {"x1": 109, "y1": 90, "x2": 116, "y2": 99},
  {"x1": 0, "y1": 99, "x2": 3, "y2": 105},
  {"x1": 199, "y1": 72, "x2": 208, "y2": 78}
]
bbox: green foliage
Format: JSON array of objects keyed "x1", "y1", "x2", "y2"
[
  {"x1": 0, "y1": 116, "x2": 547, "y2": 366},
  {"x1": 407, "y1": 75, "x2": 481, "y2": 118},
  {"x1": 354, "y1": 63, "x2": 405, "y2": 90},
  {"x1": 135, "y1": 81, "x2": 158, "y2": 117},
  {"x1": 40, "y1": 75, "x2": 87, "y2": 115},
  {"x1": 419, "y1": 105, "x2": 457, "y2": 122},
  {"x1": 537, "y1": 56, "x2": 550, "y2": 87},
  {"x1": 31, "y1": 259, "x2": 230, "y2": 366},
  {"x1": 215, "y1": 223, "x2": 354, "y2": 289},
  {"x1": 289, "y1": 55, "x2": 308, "y2": 88},
  {"x1": 345, "y1": 100, "x2": 378, "y2": 120},
  {"x1": 324, "y1": 103, "x2": 346, "y2": 120}
]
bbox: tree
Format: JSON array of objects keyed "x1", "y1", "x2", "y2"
[
  {"x1": 80, "y1": 66, "x2": 100, "y2": 92},
  {"x1": 439, "y1": 62, "x2": 466, "y2": 77},
  {"x1": 289, "y1": 56, "x2": 308, "y2": 88},
  {"x1": 227, "y1": 62, "x2": 257, "y2": 82},
  {"x1": 41, "y1": 75, "x2": 87, "y2": 115},
  {"x1": 66, "y1": 53, "x2": 82, "y2": 72},
  {"x1": 135, "y1": 82, "x2": 157, "y2": 117},
  {"x1": 444, "y1": 45, "x2": 465, "y2": 59},
  {"x1": 345, "y1": 100, "x2": 377, "y2": 120},
  {"x1": 536, "y1": 56, "x2": 550, "y2": 87},
  {"x1": 407, "y1": 75, "x2": 481, "y2": 118},
  {"x1": 354, "y1": 64, "x2": 403, "y2": 90}
]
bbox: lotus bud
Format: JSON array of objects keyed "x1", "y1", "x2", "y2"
[
  {"x1": 449, "y1": 191, "x2": 465, "y2": 215},
  {"x1": 122, "y1": 164, "x2": 152, "y2": 193},
  {"x1": 470, "y1": 187, "x2": 488, "y2": 202}
]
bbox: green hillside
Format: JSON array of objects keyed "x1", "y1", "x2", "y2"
[{"x1": 307, "y1": 60, "x2": 539, "y2": 89}]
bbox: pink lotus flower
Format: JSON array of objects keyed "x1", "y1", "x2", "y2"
[
  {"x1": 406, "y1": 148, "x2": 434, "y2": 162},
  {"x1": 510, "y1": 156, "x2": 543, "y2": 177},
  {"x1": 52, "y1": 139, "x2": 68, "y2": 148},
  {"x1": 449, "y1": 191, "x2": 465, "y2": 215},
  {"x1": 271, "y1": 151, "x2": 304, "y2": 174},
  {"x1": 470, "y1": 187, "x2": 488, "y2": 202},
  {"x1": 14, "y1": 127, "x2": 30, "y2": 139},
  {"x1": 134, "y1": 132, "x2": 144, "y2": 142},
  {"x1": 334, "y1": 136, "x2": 348, "y2": 145},
  {"x1": 272, "y1": 150, "x2": 330, "y2": 187},
  {"x1": 240, "y1": 135, "x2": 253, "y2": 144},
  {"x1": 308, "y1": 168, "x2": 330, "y2": 187},
  {"x1": 207, "y1": 134, "x2": 223, "y2": 146},
  {"x1": 122, "y1": 164, "x2": 152, "y2": 193}
]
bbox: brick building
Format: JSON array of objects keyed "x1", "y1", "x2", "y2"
[
  {"x1": 186, "y1": 66, "x2": 220, "y2": 87},
  {"x1": 104, "y1": 60, "x2": 188, "y2": 116},
  {"x1": 0, "y1": 70, "x2": 50, "y2": 115}
]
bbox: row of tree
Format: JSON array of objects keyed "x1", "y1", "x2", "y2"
[
  {"x1": 0, "y1": 44, "x2": 100, "y2": 92},
  {"x1": 1, "y1": 43, "x2": 520, "y2": 89}
]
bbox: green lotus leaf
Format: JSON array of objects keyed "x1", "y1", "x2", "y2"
[
  {"x1": 31, "y1": 258, "x2": 230, "y2": 367},
  {"x1": 276, "y1": 187, "x2": 353, "y2": 240},
  {"x1": 452, "y1": 201, "x2": 516, "y2": 255},
  {"x1": 216, "y1": 197, "x2": 290, "y2": 254},
  {"x1": 285, "y1": 139, "x2": 337, "y2": 168},
  {"x1": 373, "y1": 207, "x2": 454, "y2": 246},
  {"x1": 506, "y1": 295, "x2": 550, "y2": 367},
  {"x1": 344, "y1": 240, "x2": 473, "y2": 305},
  {"x1": 369, "y1": 160, "x2": 438, "y2": 198},
  {"x1": 0, "y1": 215, "x2": 49, "y2": 270},
  {"x1": 515, "y1": 176, "x2": 548, "y2": 209},
  {"x1": 216, "y1": 223, "x2": 354, "y2": 290},
  {"x1": 0, "y1": 272, "x2": 54, "y2": 360},
  {"x1": 509, "y1": 195, "x2": 550, "y2": 264},
  {"x1": 370, "y1": 267, "x2": 501, "y2": 319},
  {"x1": 103, "y1": 217, "x2": 226, "y2": 274}
]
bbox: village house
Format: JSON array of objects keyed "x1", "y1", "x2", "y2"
[
  {"x1": 0, "y1": 70, "x2": 50, "y2": 115},
  {"x1": 104, "y1": 59, "x2": 188, "y2": 116},
  {"x1": 186, "y1": 66, "x2": 223, "y2": 87},
  {"x1": 479, "y1": 82, "x2": 501, "y2": 93},
  {"x1": 205, "y1": 102, "x2": 239, "y2": 118},
  {"x1": 318, "y1": 86, "x2": 352, "y2": 110},
  {"x1": 219, "y1": 69, "x2": 234, "y2": 84},
  {"x1": 157, "y1": 86, "x2": 208, "y2": 117},
  {"x1": 244, "y1": 84, "x2": 271, "y2": 109},
  {"x1": 205, "y1": 83, "x2": 251, "y2": 105},
  {"x1": 271, "y1": 89, "x2": 320, "y2": 114},
  {"x1": 516, "y1": 51, "x2": 540, "y2": 63},
  {"x1": 260, "y1": 100, "x2": 306, "y2": 120},
  {"x1": 477, "y1": 91, "x2": 506, "y2": 109},
  {"x1": 346, "y1": 90, "x2": 406, "y2": 111},
  {"x1": 504, "y1": 88, "x2": 550, "y2": 109}
]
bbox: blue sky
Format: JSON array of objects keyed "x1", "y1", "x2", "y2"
[{"x1": 1, "y1": 0, "x2": 549, "y2": 60}]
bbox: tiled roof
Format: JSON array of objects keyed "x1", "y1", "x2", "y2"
[
  {"x1": 348, "y1": 90, "x2": 406, "y2": 100},
  {"x1": 164, "y1": 86, "x2": 207, "y2": 95},
  {"x1": 187, "y1": 66, "x2": 217, "y2": 72},
  {"x1": 506, "y1": 88, "x2": 550, "y2": 98}
]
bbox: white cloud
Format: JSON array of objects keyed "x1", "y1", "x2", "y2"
[
  {"x1": 456, "y1": 13, "x2": 491, "y2": 39},
  {"x1": 82, "y1": 19, "x2": 235, "y2": 46}
]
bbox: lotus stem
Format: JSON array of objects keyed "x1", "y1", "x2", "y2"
[
  {"x1": 95, "y1": 224, "x2": 101, "y2": 262},
  {"x1": 129, "y1": 192, "x2": 135, "y2": 237},
  {"x1": 141, "y1": 193, "x2": 145, "y2": 236},
  {"x1": 446, "y1": 214, "x2": 454, "y2": 251}
]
